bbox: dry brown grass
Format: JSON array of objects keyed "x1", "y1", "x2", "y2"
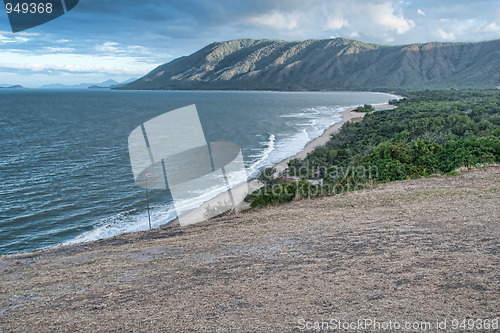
[{"x1": 0, "y1": 166, "x2": 499, "y2": 332}]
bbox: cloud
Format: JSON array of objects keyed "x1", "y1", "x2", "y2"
[
  {"x1": 0, "y1": 62, "x2": 144, "y2": 75},
  {"x1": 0, "y1": 33, "x2": 30, "y2": 43},
  {"x1": 250, "y1": 11, "x2": 298, "y2": 30},
  {"x1": 8, "y1": 1, "x2": 494, "y2": 48},
  {"x1": 326, "y1": 16, "x2": 348, "y2": 30},
  {"x1": 0, "y1": 30, "x2": 39, "y2": 36},
  {"x1": 482, "y1": 22, "x2": 500, "y2": 33},
  {"x1": 126, "y1": 45, "x2": 152, "y2": 55},
  {"x1": 437, "y1": 29, "x2": 456, "y2": 40},
  {"x1": 92, "y1": 42, "x2": 155, "y2": 61},
  {"x1": 95, "y1": 42, "x2": 120, "y2": 53},
  {"x1": 43, "y1": 47, "x2": 75, "y2": 53},
  {"x1": 369, "y1": 2, "x2": 415, "y2": 34},
  {"x1": 0, "y1": 50, "x2": 158, "y2": 76}
]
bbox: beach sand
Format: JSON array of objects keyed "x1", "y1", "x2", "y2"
[
  {"x1": 276, "y1": 103, "x2": 397, "y2": 171},
  {"x1": 241, "y1": 104, "x2": 396, "y2": 207},
  {"x1": 275, "y1": 106, "x2": 381, "y2": 171}
]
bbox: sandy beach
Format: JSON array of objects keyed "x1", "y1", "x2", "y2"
[
  {"x1": 274, "y1": 104, "x2": 395, "y2": 172},
  {"x1": 243, "y1": 103, "x2": 396, "y2": 203}
]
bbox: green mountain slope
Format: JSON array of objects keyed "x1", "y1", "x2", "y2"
[{"x1": 120, "y1": 38, "x2": 500, "y2": 90}]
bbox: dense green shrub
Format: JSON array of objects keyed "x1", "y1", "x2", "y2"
[
  {"x1": 250, "y1": 181, "x2": 321, "y2": 208},
  {"x1": 437, "y1": 135, "x2": 500, "y2": 173},
  {"x1": 354, "y1": 104, "x2": 375, "y2": 112},
  {"x1": 247, "y1": 90, "x2": 500, "y2": 209},
  {"x1": 302, "y1": 90, "x2": 500, "y2": 183},
  {"x1": 361, "y1": 135, "x2": 499, "y2": 182}
]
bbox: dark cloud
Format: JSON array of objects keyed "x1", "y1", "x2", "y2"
[{"x1": 4, "y1": 0, "x2": 499, "y2": 53}]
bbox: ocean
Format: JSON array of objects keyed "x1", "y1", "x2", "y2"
[{"x1": 0, "y1": 90, "x2": 397, "y2": 255}]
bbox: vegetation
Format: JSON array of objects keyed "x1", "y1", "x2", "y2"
[
  {"x1": 257, "y1": 167, "x2": 282, "y2": 188},
  {"x1": 249, "y1": 90, "x2": 500, "y2": 208},
  {"x1": 354, "y1": 104, "x2": 375, "y2": 112},
  {"x1": 250, "y1": 181, "x2": 321, "y2": 209}
]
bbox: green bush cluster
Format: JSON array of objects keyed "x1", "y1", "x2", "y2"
[
  {"x1": 298, "y1": 89, "x2": 500, "y2": 181},
  {"x1": 362, "y1": 134, "x2": 500, "y2": 181},
  {"x1": 248, "y1": 90, "x2": 500, "y2": 209},
  {"x1": 250, "y1": 181, "x2": 321, "y2": 208},
  {"x1": 354, "y1": 104, "x2": 375, "y2": 112}
]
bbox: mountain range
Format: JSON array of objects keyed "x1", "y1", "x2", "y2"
[
  {"x1": 40, "y1": 78, "x2": 137, "y2": 89},
  {"x1": 119, "y1": 38, "x2": 500, "y2": 91}
]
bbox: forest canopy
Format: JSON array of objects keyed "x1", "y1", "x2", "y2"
[{"x1": 250, "y1": 90, "x2": 500, "y2": 208}]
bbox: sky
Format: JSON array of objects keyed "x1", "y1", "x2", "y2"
[{"x1": 0, "y1": 0, "x2": 499, "y2": 87}]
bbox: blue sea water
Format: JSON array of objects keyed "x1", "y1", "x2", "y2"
[{"x1": 0, "y1": 90, "x2": 397, "y2": 255}]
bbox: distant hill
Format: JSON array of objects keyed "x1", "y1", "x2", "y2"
[
  {"x1": 89, "y1": 78, "x2": 139, "y2": 89},
  {"x1": 0, "y1": 85, "x2": 24, "y2": 89},
  {"x1": 40, "y1": 78, "x2": 136, "y2": 89},
  {"x1": 88, "y1": 80, "x2": 120, "y2": 89},
  {"x1": 119, "y1": 38, "x2": 500, "y2": 91},
  {"x1": 40, "y1": 83, "x2": 94, "y2": 89},
  {"x1": 88, "y1": 79, "x2": 120, "y2": 89},
  {"x1": 110, "y1": 78, "x2": 138, "y2": 88}
]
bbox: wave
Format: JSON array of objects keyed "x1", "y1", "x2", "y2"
[
  {"x1": 64, "y1": 167, "x2": 250, "y2": 246},
  {"x1": 247, "y1": 133, "x2": 275, "y2": 176},
  {"x1": 64, "y1": 207, "x2": 167, "y2": 245}
]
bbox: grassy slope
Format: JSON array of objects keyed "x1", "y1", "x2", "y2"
[{"x1": 0, "y1": 166, "x2": 499, "y2": 331}]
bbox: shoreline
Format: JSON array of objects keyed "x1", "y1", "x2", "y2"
[
  {"x1": 235, "y1": 102, "x2": 397, "y2": 210},
  {"x1": 1, "y1": 99, "x2": 398, "y2": 255},
  {"x1": 274, "y1": 107, "x2": 361, "y2": 172},
  {"x1": 111, "y1": 102, "x2": 397, "y2": 227},
  {"x1": 274, "y1": 103, "x2": 397, "y2": 172}
]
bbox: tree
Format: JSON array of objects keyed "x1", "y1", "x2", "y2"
[{"x1": 354, "y1": 104, "x2": 375, "y2": 112}]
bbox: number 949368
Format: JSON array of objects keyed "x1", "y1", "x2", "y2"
[
  {"x1": 451, "y1": 318, "x2": 499, "y2": 330},
  {"x1": 5, "y1": 2, "x2": 53, "y2": 14}
]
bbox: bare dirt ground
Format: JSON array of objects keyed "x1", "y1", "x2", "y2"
[{"x1": 1, "y1": 166, "x2": 499, "y2": 332}]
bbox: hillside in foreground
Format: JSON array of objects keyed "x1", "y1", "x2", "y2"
[
  {"x1": 1, "y1": 166, "x2": 499, "y2": 331},
  {"x1": 120, "y1": 38, "x2": 500, "y2": 91}
]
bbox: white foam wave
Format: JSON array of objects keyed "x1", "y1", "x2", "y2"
[
  {"x1": 247, "y1": 133, "x2": 275, "y2": 176},
  {"x1": 257, "y1": 105, "x2": 346, "y2": 167},
  {"x1": 64, "y1": 203, "x2": 177, "y2": 246},
  {"x1": 65, "y1": 169, "x2": 251, "y2": 246}
]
